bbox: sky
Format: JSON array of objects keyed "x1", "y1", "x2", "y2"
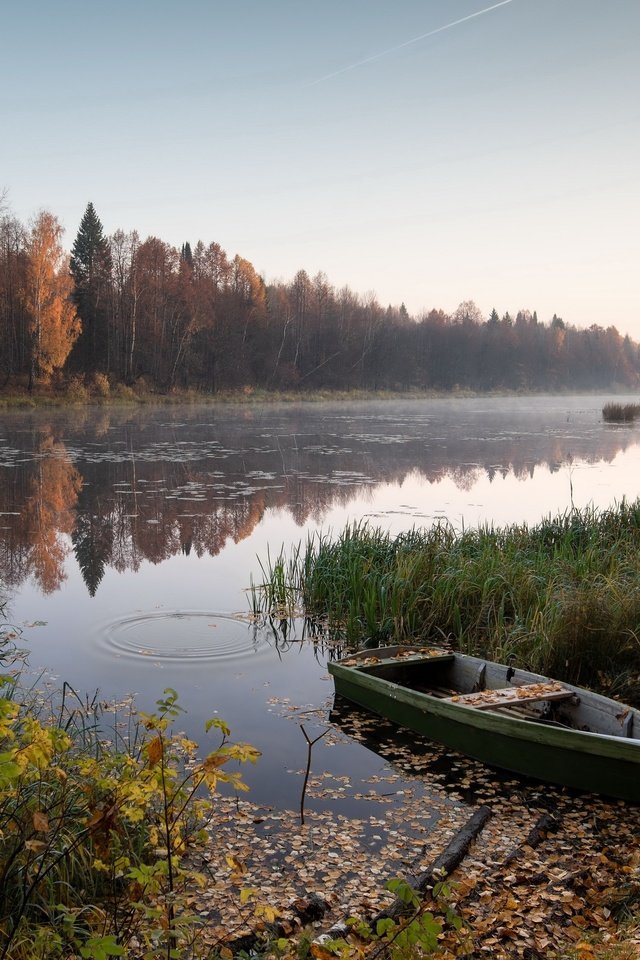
[{"x1": 2, "y1": 0, "x2": 639, "y2": 335}]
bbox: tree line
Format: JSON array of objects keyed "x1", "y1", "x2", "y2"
[{"x1": 1, "y1": 199, "x2": 639, "y2": 394}]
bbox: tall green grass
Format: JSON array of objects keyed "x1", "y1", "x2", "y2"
[
  {"x1": 251, "y1": 503, "x2": 640, "y2": 702},
  {"x1": 602, "y1": 402, "x2": 640, "y2": 422}
]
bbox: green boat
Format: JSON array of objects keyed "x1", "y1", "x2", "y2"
[{"x1": 328, "y1": 646, "x2": 640, "y2": 801}]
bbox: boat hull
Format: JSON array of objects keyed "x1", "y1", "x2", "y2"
[{"x1": 329, "y1": 654, "x2": 640, "y2": 801}]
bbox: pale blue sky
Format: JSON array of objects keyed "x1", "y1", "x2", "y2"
[{"x1": 2, "y1": 1, "x2": 639, "y2": 333}]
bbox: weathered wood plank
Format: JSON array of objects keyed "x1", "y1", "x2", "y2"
[{"x1": 446, "y1": 682, "x2": 575, "y2": 710}]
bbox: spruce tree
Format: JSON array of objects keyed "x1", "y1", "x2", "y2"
[
  {"x1": 180, "y1": 241, "x2": 193, "y2": 267},
  {"x1": 69, "y1": 202, "x2": 112, "y2": 372}
]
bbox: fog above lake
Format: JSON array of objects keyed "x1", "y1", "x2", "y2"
[
  {"x1": 1, "y1": 395, "x2": 639, "y2": 811},
  {"x1": 1, "y1": 395, "x2": 639, "y2": 597}
]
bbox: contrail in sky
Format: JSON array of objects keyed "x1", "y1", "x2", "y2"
[{"x1": 311, "y1": 0, "x2": 514, "y2": 85}]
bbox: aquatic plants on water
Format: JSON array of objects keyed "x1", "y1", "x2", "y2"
[{"x1": 602, "y1": 402, "x2": 640, "y2": 423}]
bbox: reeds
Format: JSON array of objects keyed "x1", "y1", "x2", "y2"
[
  {"x1": 602, "y1": 402, "x2": 640, "y2": 422},
  {"x1": 252, "y1": 503, "x2": 640, "y2": 702}
]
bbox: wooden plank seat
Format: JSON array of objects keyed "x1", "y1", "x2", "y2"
[{"x1": 446, "y1": 681, "x2": 576, "y2": 711}]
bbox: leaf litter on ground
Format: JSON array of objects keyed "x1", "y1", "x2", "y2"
[{"x1": 186, "y1": 692, "x2": 640, "y2": 958}]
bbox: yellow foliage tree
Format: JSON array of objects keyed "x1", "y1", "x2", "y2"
[{"x1": 25, "y1": 210, "x2": 81, "y2": 388}]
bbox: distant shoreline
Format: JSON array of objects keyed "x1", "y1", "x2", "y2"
[{"x1": 1, "y1": 383, "x2": 637, "y2": 410}]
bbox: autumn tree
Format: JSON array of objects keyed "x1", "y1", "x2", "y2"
[
  {"x1": 134, "y1": 236, "x2": 179, "y2": 383},
  {"x1": 225, "y1": 255, "x2": 267, "y2": 385},
  {"x1": 109, "y1": 228, "x2": 140, "y2": 381},
  {"x1": 24, "y1": 211, "x2": 80, "y2": 389},
  {"x1": 186, "y1": 240, "x2": 231, "y2": 391},
  {"x1": 69, "y1": 202, "x2": 112, "y2": 372}
]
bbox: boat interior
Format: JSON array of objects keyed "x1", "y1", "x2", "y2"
[{"x1": 345, "y1": 648, "x2": 639, "y2": 740}]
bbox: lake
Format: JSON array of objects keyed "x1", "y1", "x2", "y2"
[{"x1": 1, "y1": 395, "x2": 639, "y2": 817}]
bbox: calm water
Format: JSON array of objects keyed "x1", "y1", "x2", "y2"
[{"x1": 1, "y1": 396, "x2": 639, "y2": 813}]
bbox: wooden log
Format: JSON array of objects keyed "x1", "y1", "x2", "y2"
[
  {"x1": 372, "y1": 804, "x2": 493, "y2": 924},
  {"x1": 316, "y1": 804, "x2": 492, "y2": 943},
  {"x1": 503, "y1": 812, "x2": 560, "y2": 867}
]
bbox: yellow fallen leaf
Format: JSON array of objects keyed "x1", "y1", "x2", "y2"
[
  {"x1": 32, "y1": 811, "x2": 49, "y2": 833},
  {"x1": 575, "y1": 944, "x2": 595, "y2": 958},
  {"x1": 310, "y1": 945, "x2": 337, "y2": 960}
]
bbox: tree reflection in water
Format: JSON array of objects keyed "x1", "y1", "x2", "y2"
[{"x1": 0, "y1": 397, "x2": 638, "y2": 598}]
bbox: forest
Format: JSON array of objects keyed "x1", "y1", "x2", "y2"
[{"x1": 1, "y1": 200, "x2": 639, "y2": 395}]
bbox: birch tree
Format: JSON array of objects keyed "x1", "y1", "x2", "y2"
[{"x1": 25, "y1": 211, "x2": 80, "y2": 389}]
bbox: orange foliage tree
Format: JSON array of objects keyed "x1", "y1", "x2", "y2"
[{"x1": 25, "y1": 211, "x2": 80, "y2": 388}]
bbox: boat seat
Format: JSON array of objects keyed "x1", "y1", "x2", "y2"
[{"x1": 446, "y1": 682, "x2": 575, "y2": 711}]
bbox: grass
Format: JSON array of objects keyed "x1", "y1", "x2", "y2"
[
  {"x1": 602, "y1": 402, "x2": 640, "y2": 422},
  {"x1": 251, "y1": 503, "x2": 640, "y2": 704},
  {"x1": 0, "y1": 377, "x2": 563, "y2": 409}
]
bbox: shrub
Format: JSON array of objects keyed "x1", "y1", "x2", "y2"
[
  {"x1": 112, "y1": 382, "x2": 137, "y2": 402},
  {"x1": 66, "y1": 376, "x2": 89, "y2": 403},
  {"x1": 90, "y1": 372, "x2": 110, "y2": 398},
  {"x1": 0, "y1": 623, "x2": 260, "y2": 959}
]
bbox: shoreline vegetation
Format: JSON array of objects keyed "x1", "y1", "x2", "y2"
[
  {"x1": 0, "y1": 377, "x2": 639, "y2": 411},
  {"x1": 0, "y1": 380, "x2": 493, "y2": 409},
  {"x1": 251, "y1": 503, "x2": 640, "y2": 707}
]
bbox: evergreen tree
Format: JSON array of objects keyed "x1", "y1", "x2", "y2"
[
  {"x1": 69, "y1": 202, "x2": 112, "y2": 372},
  {"x1": 72, "y1": 498, "x2": 113, "y2": 596},
  {"x1": 180, "y1": 241, "x2": 193, "y2": 267}
]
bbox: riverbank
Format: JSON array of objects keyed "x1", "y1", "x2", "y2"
[
  {"x1": 0, "y1": 378, "x2": 634, "y2": 410},
  {"x1": 0, "y1": 375, "x2": 481, "y2": 408}
]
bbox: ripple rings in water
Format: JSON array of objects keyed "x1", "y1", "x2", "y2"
[{"x1": 102, "y1": 611, "x2": 263, "y2": 662}]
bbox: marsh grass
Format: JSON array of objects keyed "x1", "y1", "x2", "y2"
[
  {"x1": 602, "y1": 402, "x2": 640, "y2": 422},
  {"x1": 252, "y1": 503, "x2": 640, "y2": 702}
]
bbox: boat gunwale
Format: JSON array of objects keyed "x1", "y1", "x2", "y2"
[{"x1": 328, "y1": 653, "x2": 640, "y2": 756}]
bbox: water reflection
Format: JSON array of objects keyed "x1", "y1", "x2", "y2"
[
  {"x1": 0, "y1": 398, "x2": 638, "y2": 599},
  {"x1": 2, "y1": 397, "x2": 640, "y2": 813}
]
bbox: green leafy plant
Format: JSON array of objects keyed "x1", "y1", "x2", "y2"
[
  {"x1": 258, "y1": 875, "x2": 467, "y2": 959},
  {"x1": 0, "y1": 652, "x2": 260, "y2": 960}
]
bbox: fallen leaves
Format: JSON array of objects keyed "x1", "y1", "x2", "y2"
[
  {"x1": 341, "y1": 647, "x2": 449, "y2": 668},
  {"x1": 450, "y1": 680, "x2": 569, "y2": 708},
  {"x1": 179, "y1": 696, "x2": 640, "y2": 958}
]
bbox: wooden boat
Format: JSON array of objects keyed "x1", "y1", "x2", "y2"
[{"x1": 328, "y1": 646, "x2": 640, "y2": 801}]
